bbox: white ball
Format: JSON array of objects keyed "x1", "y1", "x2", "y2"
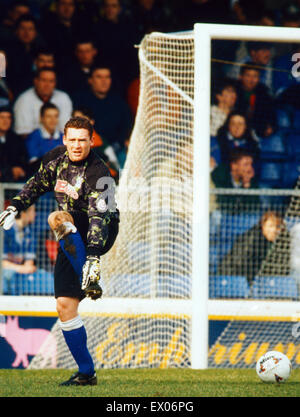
[{"x1": 256, "y1": 351, "x2": 292, "y2": 383}]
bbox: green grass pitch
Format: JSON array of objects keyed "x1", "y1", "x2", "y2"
[{"x1": 0, "y1": 368, "x2": 299, "y2": 397}]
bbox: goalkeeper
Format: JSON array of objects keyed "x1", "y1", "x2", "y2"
[{"x1": 0, "y1": 116, "x2": 119, "y2": 386}]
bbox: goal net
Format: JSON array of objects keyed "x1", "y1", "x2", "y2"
[{"x1": 29, "y1": 24, "x2": 300, "y2": 371}]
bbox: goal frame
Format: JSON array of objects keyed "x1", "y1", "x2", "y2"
[{"x1": 193, "y1": 23, "x2": 300, "y2": 368}]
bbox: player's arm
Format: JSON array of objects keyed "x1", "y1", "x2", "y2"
[{"x1": 0, "y1": 151, "x2": 58, "y2": 230}]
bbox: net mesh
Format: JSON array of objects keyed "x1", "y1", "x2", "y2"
[
  {"x1": 26, "y1": 32, "x2": 300, "y2": 370},
  {"x1": 29, "y1": 32, "x2": 196, "y2": 370}
]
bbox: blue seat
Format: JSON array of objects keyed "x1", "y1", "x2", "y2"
[
  {"x1": 209, "y1": 275, "x2": 250, "y2": 299},
  {"x1": 109, "y1": 274, "x2": 151, "y2": 297},
  {"x1": 286, "y1": 132, "x2": 300, "y2": 160},
  {"x1": 293, "y1": 109, "x2": 300, "y2": 130},
  {"x1": 259, "y1": 161, "x2": 284, "y2": 187},
  {"x1": 282, "y1": 161, "x2": 300, "y2": 188},
  {"x1": 277, "y1": 109, "x2": 291, "y2": 129},
  {"x1": 252, "y1": 276, "x2": 298, "y2": 300},
  {"x1": 259, "y1": 131, "x2": 288, "y2": 161},
  {"x1": 218, "y1": 213, "x2": 260, "y2": 243},
  {"x1": 210, "y1": 136, "x2": 221, "y2": 165},
  {"x1": 16, "y1": 269, "x2": 54, "y2": 295}
]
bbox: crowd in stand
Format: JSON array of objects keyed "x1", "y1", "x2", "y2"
[
  {"x1": 0, "y1": 0, "x2": 300, "y2": 187},
  {"x1": 3, "y1": 0, "x2": 300, "y2": 295}
]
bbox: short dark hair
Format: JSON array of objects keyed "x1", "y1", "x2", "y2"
[
  {"x1": 89, "y1": 63, "x2": 112, "y2": 77},
  {"x1": 72, "y1": 107, "x2": 94, "y2": 120},
  {"x1": 229, "y1": 148, "x2": 253, "y2": 164},
  {"x1": 0, "y1": 106, "x2": 12, "y2": 115},
  {"x1": 15, "y1": 13, "x2": 37, "y2": 29},
  {"x1": 34, "y1": 47, "x2": 55, "y2": 59},
  {"x1": 40, "y1": 102, "x2": 59, "y2": 117},
  {"x1": 34, "y1": 67, "x2": 56, "y2": 79},
  {"x1": 64, "y1": 116, "x2": 93, "y2": 138},
  {"x1": 239, "y1": 62, "x2": 261, "y2": 76}
]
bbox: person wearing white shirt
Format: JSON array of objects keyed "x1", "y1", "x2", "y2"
[{"x1": 13, "y1": 67, "x2": 72, "y2": 137}]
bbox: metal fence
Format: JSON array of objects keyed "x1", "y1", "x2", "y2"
[
  {"x1": 0, "y1": 183, "x2": 57, "y2": 295},
  {"x1": 1, "y1": 184, "x2": 300, "y2": 301}
]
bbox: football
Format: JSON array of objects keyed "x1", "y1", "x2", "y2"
[{"x1": 256, "y1": 351, "x2": 292, "y2": 383}]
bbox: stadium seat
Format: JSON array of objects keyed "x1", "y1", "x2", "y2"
[
  {"x1": 282, "y1": 161, "x2": 300, "y2": 188},
  {"x1": 109, "y1": 274, "x2": 151, "y2": 297},
  {"x1": 259, "y1": 161, "x2": 284, "y2": 188},
  {"x1": 286, "y1": 132, "x2": 300, "y2": 160},
  {"x1": 259, "y1": 131, "x2": 288, "y2": 161},
  {"x1": 209, "y1": 275, "x2": 250, "y2": 299},
  {"x1": 252, "y1": 276, "x2": 298, "y2": 300},
  {"x1": 210, "y1": 136, "x2": 221, "y2": 165},
  {"x1": 157, "y1": 274, "x2": 191, "y2": 298},
  {"x1": 15, "y1": 269, "x2": 54, "y2": 295},
  {"x1": 218, "y1": 213, "x2": 260, "y2": 244},
  {"x1": 276, "y1": 108, "x2": 291, "y2": 129},
  {"x1": 293, "y1": 109, "x2": 300, "y2": 130}
]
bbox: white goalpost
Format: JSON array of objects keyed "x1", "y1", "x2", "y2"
[{"x1": 27, "y1": 23, "x2": 300, "y2": 371}]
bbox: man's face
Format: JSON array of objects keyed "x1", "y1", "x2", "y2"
[
  {"x1": 228, "y1": 115, "x2": 246, "y2": 138},
  {"x1": 217, "y1": 86, "x2": 237, "y2": 108},
  {"x1": 75, "y1": 43, "x2": 97, "y2": 67},
  {"x1": 103, "y1": 0, "x2": 121, "y2": 21},
  {"x1": 41, "y1": 109, "x2": 59, "y2": 133},
  {"x1": 16, "y1": 21, "x2": 37, "y2": 44},
  {"x1": 234, "y1": 156, "x2": 254, "y2": 177},
  {"x1": 63, "y1": 128, "x2": 93, "y2": 162},
  {"x1": 262, "y1": 217, "x2": 281, "y2": 242},
  {"x1": 34, "y1": 71, "x2": 56, "y2": 98},
  {"x1": 240, "y1": 69, "x2": 260, "y2": 91},
  {"x1": 35, "y1": 54, "x2": 55, "y2": 69},
  {"x1": 0, "y1": 111, "x2": 12, "y2": 133},
  {"x1": 250, "y1": 48, "x2": 271, "y2": 65},
  {"x1": 89, "y1": 69, "x2": 112, "y2": 95},
  {"x1": 57, "y1": 0, "x2": 75, "y2": 20}
]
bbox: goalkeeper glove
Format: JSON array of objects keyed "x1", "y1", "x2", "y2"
[
  {"x1": 0, "y1": 206, "x2": 18, "y2": 230},
  {"x1": 82, "y1": 255, "x2": 103, "y2": 300}
]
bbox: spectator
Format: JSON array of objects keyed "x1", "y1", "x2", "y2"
[
  {"x1": 94, "y1": 0, "x2": 138, "y2": 94},
  {"x1": 39, "y1": 0, "x2": 92, "y2": 69},
  {"x1": 235, "y1": 63, "x2": 276, "y2": 137},
  {"x1": 211, "y1": 148, "x2": 260, "y2": 213},
  {"x1": 33, "y1": 47, "x2": 55, "y2": 71},
  {"x1": 131, "y1": 0, "x2": 171, "y2": 39},
  {"x1": 2, "y1": 204, "x2": 36, "y2": 294},
  {"x1": 217, "y1": 211, "x2": 284, "y2": 284},
  {"x1": 175, "y1": 0, "x2": 231, "y2": 30},
  {"x1": 72, "y1": 107, "x2": 120, "y2": 180},
  {"x1": 226, "y1": 42, "x2": 275, "y2": 94},
  {"x1": 13, "y1": 67, "x2": 72, "y2": 137},
  {"x1": 210, "y1": 79, "x2": 237, "y2": 137},
  {"x1": 216, "y1": 111, "x2": 259, "y2": 164},
  {"x1": 5, "y1": 14, "x2": 46, "y2": 97},
  {"x1": 0, "y1": 106, "x2": 28, "y2": 182},
  {"x1": 0, "y1": 49, "x2": 13, "y2": 108},
  {"x1": 60, "y1": 39, "x2": 99, "y2": 94},
  {"x1": 0, "y1": 1, "x2": 30, "y2": 46},
  {"x1": 26, "y1": 102, "x2": 63, "y2": 175},
  {"x1": 72, "y1": 64, "x2": 133, "y2": 165}
]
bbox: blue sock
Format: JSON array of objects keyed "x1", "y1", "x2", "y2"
[
  {"x1": 60, "y1": 316, "x2": 94, "y2": 376},
  {"x1": 59, "y1": 231, "x2": 86, "y2": 284}
]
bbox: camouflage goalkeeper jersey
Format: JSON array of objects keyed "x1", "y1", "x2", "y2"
[{"x1": 11, "y1": 145, "x2": 119, "y2": 255}]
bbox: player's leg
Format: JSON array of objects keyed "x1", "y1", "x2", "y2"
[
  {"x1": 48, "y1": 211, "x2": 96, "y2": 385},
  {"x1": 49, "y1": 210, "x2": 102, "y2": 299},
  {"x1": 56, "y1": 296, "x2": 96, "y2": 386}
]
